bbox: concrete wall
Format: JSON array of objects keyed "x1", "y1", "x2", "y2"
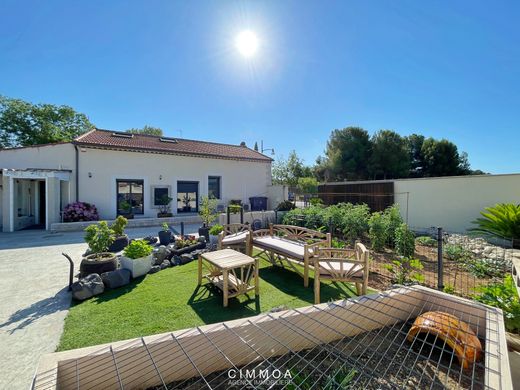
[
  {"x1": 78, "y1": 148, "x2": 272, "y2": 220},
  {"x1": 394, "y1": 174, "x2": 520, "y2": 232}
]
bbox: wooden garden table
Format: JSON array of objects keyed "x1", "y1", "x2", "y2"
[{"x1": 198, "y1": 249, "x2": 259, "y2": 307}]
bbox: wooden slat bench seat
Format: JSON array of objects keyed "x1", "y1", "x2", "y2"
[{"x1": 251, "y1": 224, "x2": 331, "y2": 287}]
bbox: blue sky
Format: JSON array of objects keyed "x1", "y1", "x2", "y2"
[{"x1": 1, "y1": 1, "x2": 519, "y2": 173}]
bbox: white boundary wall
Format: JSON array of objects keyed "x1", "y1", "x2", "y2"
[{"x1": 394, "y1": 174, "x2": 520, "y2": 232}]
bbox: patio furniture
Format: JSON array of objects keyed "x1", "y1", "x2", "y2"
[
  {"x1": 218, "y1": 223, "x2": 252, "y2": 255},
  {"x1": 198, "y1": 249, "x2": 259, "y2": 307},
  {"x1": 314, "y1": 243, "x2": 370, "y2": 304},
  {"x1": 251, "y1": 224, "x2": 331, "y2": 287}
]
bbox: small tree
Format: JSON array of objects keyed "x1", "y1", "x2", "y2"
[
  {"x1": 199, "y1": 196, "x2": 218, "y2": 226},
  {"x1": 395, "y1": 223, "x2": 415, "y2": 257},
  {"x1": 84, "y1": 221, "x2": 114, "y2": 256},
  {"x1": 296, "y1": 177, "x2": 319, "y2": 194},
  {"x1": 368, "y1": 212, "x2": 387, "y2": 251}
]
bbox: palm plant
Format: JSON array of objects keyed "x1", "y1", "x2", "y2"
[{"x1": 470, "y1": 203, "x2": 520, "y2": 243}]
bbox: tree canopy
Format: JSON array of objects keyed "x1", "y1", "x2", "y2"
[
  {"x1": 272, "y1": 150, "x2": 312, "y2": 186},
  {"x1": 0, "y1": 96, "x2": 93, "y2": 148},
  {"x1": 369, "y1": 130, "x2": 410, "y2": 179},
  {"x1": 126, "y1": 125, "x2": 164, "y2": 136},
  {"x1": 316, "y1": 126, "x2": 479, "y2": 181},
  {"x1": 324, "y1": 127, "x2": 372, "y2": 181}
]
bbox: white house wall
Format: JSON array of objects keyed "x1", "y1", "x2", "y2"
[
  {"x1": 394, "y1": 174, "x2": 520, "y2": 233},
  {"x1": 78, "y1": 148, "x2": 272, "y2": 219},
  {"x1": 0, "y1": 143, "x2": 77, "y2": 200}
]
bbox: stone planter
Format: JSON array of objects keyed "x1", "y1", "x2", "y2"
[
  {"x1": 108, "y1": 235, "x2": 129, "y2": 252},
  {"x1": 209, "y1": 234, "x2": 219, "y2": 246},
  {"x1": 170, "y1": 241, "x2": 206, "y2": 256},
  {"x1": 120, "y1": 255, "x2": 153, "y2": 278},
  {"x1": 158, "y1": 230, "x2": 172, "y2": 246},
  {"x1": 79, "y1": 253, "x2": 118, "y2": 278},
  {"x1": 157, "y1": 212, "x2": 173, "y2": 218}
]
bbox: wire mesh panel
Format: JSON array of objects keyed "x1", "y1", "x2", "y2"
[{"x1": 32, "y1": 286, "x2": 510, "y2": 390}]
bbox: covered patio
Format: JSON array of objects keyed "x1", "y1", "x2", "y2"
[{"x1": 1, "y1": 168, "x2": 71, "y2": 232}]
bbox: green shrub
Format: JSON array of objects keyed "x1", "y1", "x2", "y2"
[
  {"x1": 470, "y1": 203, "x2": 520, "y2": 241},
  {"x1": 209, "y1": 224, "x2": 224, "y2": 235},
  {"x1": 444, "y1": 244, "x2": 473, "y2": 262},
  {"x1": 84, "y1": 221, "x2": 115, "y2": 254},
  {"x1": 384, "y1": 257, "x2": 424, "y2": 285},
  {"x1": 283, "y1": 205, "x2": 325, "y2": 229},
  {"x1": 228, "y1": 204, "x2": 242, "y2": 214},
  {"x1": 276, "y1": 200, "x2": 296, "y2": 211},
  {"x1": 338, "y1": 203, "x2": 370, "y2": 244},
  {"x1": 123, "y1": 239, "x2": 153, "y2": 259},
  {"x1": 368, "y1": 212, "x2": 387, "y2": 251},
  {"x1": 474, "y1": 274, "x2": 520, "y2": 333},
  {"x1": 382, "y1": 204, "x2": 403, "y2": 247},
  {"x1": 331, "y1": 238, "x2": 346, "y2": 248},
  {"x1": 395, "y1": 223, "x2": 415, "y2": 257},
  {"x1": 467, "y1": 258, "x2": 504, "y2": 279},
  {"x1": 309, "y1": 197, "x2": 323, "y2": 206},
  {"x1": 443, "y1": 284, "x2": 455, "y2": 294},
  {"x1": 161, "y1": 222, "x2": 169, "y2": 231},
  {"x1": 415, "y1": 235, "x2": 436, "y2": 247},
  {"x1": 110, "y1": 215, "x2": 128, "y2": 237}
]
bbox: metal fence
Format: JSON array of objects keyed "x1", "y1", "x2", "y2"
[{"x1": 368, "y1": 227, "x2": 513, "y2": 298}]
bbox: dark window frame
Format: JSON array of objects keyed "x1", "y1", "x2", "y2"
[
  {"x1": 177, "y1": 181, "x2": 199, "y2": 213},
  {"x1": 116, "y1": 179, "x2": 144, "y2": 215},
  {"x1": 208, "y1": 176, "x2": 222, "y2": 199}
]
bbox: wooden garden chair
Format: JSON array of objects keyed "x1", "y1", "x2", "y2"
[
  {"x1": 314, "y1": 243, "x2": 370, "y2": 304},
  {"x1": 218, "y1": 223, "x2": 252, "y2": 256}
]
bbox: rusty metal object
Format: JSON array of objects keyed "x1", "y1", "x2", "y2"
[{"x1": 407, "y1": 311, "x2": 483, "y2": 370}]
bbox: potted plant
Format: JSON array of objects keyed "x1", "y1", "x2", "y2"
[
  {"x1": 80, "y1": 221, "x2": 117, "y2": 277},
  {"x1": 209, "y1": 224, "x2": 224, "y2": 245},
  {"x1": 170, "y1": 236, "x2": 206, "y2": 256},
  {"x1": 158, "y1": 222, "x2": 172, "y2": 245},
  {"x1": 157, "y1": 194, "x2": 173, "y2": 218},
  {"x1": 108, "y1": 215, "x2": 129, "y2": 252},
  {"x1": 119, "y1": 200, "x2": 134, "y2": 219},
  {"x1": 198, "y1": 196, "x2": 218, "y2": 241},
  {"x1": 120, "y1": 239, "x2": 154, "y2": 278},
  {"x1": 181, "y1": 194, "x2": 192, "y2": 212}
]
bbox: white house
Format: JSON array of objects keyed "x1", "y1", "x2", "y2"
[{"x1": 0, "y1": 129, "x2": 274, "y2": 232}]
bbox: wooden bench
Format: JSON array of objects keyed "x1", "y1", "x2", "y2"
[{"x1": 251, "y1": 224, "x2": 331, "y2": 287}]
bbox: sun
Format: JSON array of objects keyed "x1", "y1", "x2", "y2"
[{"x1": 235, "y1": 30, "x2": 258, "y2": 58}]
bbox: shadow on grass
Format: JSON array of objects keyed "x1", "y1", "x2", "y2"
[
  {"x1": 188, "y1": 284, "x2": 261, "y2": 325},
  {"x1": 259, "y1": 265, "x2": 357, "y2": 304}
]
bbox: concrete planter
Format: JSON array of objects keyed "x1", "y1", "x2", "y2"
[
  {"x1": 209, "y1": 235, "x2": 219, "y2": 246},
  {"x1": 120, "y1": 255, "x2": 153, "y2": 278}
]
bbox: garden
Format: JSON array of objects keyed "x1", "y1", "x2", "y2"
[
  {"x1": 60, "y1": 198, "x2": 520, "y2": 354},
  {"x1": 282, "y1": 201, "x2": 520, "y2": 335}
]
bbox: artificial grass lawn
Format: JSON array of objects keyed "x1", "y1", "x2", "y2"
[{"x1": 58, "y1": 258, "x2": 362, "y2": 351}]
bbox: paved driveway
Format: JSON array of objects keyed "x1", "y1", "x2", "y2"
[{"x1": 0, "y1": 225, "x2": 198, "y2": 389}]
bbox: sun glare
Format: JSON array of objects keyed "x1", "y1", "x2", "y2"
[{"x1": 235, "y1": 30, "x2": 258, "y2": 58}]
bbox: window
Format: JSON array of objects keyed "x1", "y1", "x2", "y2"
[
  {"x1": 152, "y1": 186, "x2": 171, "y2": 207},
  {"x1": 116, "y1": 180, "x2": 144, "y2": 215},
  {"x1": 208, "y1": 176, "x2": 221, "y2": 199},
  {"x1": 177, "y1": 181, "x2": 198, "y2": 213}
]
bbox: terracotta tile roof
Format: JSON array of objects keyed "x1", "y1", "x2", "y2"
[{"x1": 74, "y1": 129, "x2": 272, "y2": 162}]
